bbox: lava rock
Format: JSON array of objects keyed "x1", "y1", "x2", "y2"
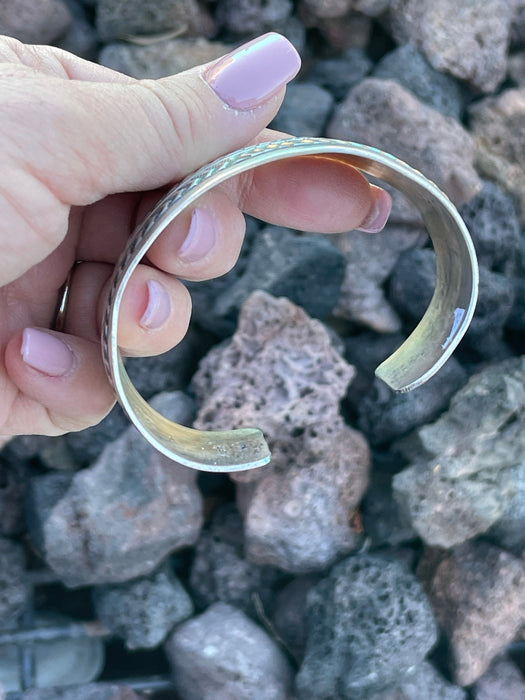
[
  {"x1": 271, "y1": 575, "x2": 318, "y2": 662},
  {"x1": 357, "y1": 358, "x2": 468, "y2": 446},
  {"x1": 56, "y1": 0, "x2": 98, "y2": 60},
  {"x1": 27, "y1": 392, "x2": 203, "y2": 587},
  {"x1": 394, "y1": 357, "x2": 525, "y2": 548},
  {"x1": 509, "y1": 50, "x2": 525, "y2": 85},
  {"x1": 93, "y1": 565, "x2": 193, "y2": 649},
  {"x1": 271, "y1": 83, "x2": 334, "y2": 136},
  {"x1": 333, "y1": 226, "x2": 426, "y2": 332},
  {"x1": 295, "y1": 554, "x2": 438, "y2": 698},
  {"x1": 427, "y1": 541, "x2": 525, "y2": 686},
  {"x1": 299, "y1": 0, "x2": 353, "y2": 18},
  {"x1": 0, "y1": 537, "x2": 28, "y2": 623},
  {"x1": 166, "y1": 602, "x2": 293, "y2": 700},
  {"x1": 64, "y1": 405, "x2": 129, "y2": 468},
  {"x1": 366, "y1": 662, "x2": 467, "y2": 700},
  {"x1": 362, "y1": 472, "x2": 418, "y2": 547},
  {"x1": 99, "y1": 37, "x2": 229, "y2": 80},
  {"x1": 189, "y1": 504, "x2": 281, "y2": 616},
  {"x1": 20, "y1": 685, "x2": 144, "y2": 700},
  {"x1": 215, "y1": 0, "x2": 293, "y2": 34},
  {"x1": 373, "y1": 44, "x2": 464, "y2": 119},
  {"x1": 193, "y1": 291, "x2": 370, "y2": 572},
  {"x1": 96, "y1": 0, "x2": 214, "y2": 42},
  {"x1": 389, "y1": 0, "x2": 514, "y2": 93},
  {"x1": 0, "y1": 0, "x2": 72, "y2": 44},
  {"x1": 512, "y1": 0, "x2": 525, "y2": 46},
  {"x1": 307, "y1": 47, "x2": 372, "y2": 100},
  {"x1": 469, "y1": 87, "x2": 525, "y2": 220},
  {"x1": 459, "y1": 180, "x2": 522, "y2": 273},
  {"x1": 303, "y1": 11, "x2": 372, "y2": 50},
  {"x1": 0, "y1": 457, "x2": 28, "y2": 535},
  {"x1": 200, "y1": 228, "x2": 346, "y2": 337},
  {"x1": 474, "y1": 656, "x2": 525, "y2": 700},
  {"x1": 486, "y1": 461, "x2": 525, "y2": 557},
  {"x1": 328, "y1": 78, "x2": 481, "y2": 206}
]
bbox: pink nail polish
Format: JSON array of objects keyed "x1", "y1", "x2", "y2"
[
  {"x1": 205, "y1": 32, "x2": 301, "y2": 111},
  {"x1": 21, "y1": 328, "x2": 75, "y2": 377},
  {"x1": 140, "y1": 280, "x2": 171, "y2": 330},
  {"x1": 178, "y1": 207, "x2": 217, "y2": 263},
  {"x1": 357, "y1": 187, "x2": 392, "y2": 233}
]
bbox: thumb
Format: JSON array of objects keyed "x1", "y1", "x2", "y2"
[{"x1": 41, "y1": 33, "x2": 301, "y2": 206}]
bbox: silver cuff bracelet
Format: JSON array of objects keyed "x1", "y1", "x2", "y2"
[{"x1": 101, "y1": 137, "x2": 479, "y2": 472}]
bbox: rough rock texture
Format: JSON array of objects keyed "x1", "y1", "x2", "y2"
[
  {"x1": 427, "y1": 541, "x2": 525, "y2": 686},
  {"x1": 271, "y1": 575, "x2": 318, "y2": 661},
  {"x1": 389, "y1": 249, "x2": 515, "y2": 359},
  {"x1": 99, "y1": 37, "x2": 229, "y2": 80},
  {"x1": 194, "y1": 228, "x2": 346, "y2": 337},
  {"x1": 373, "y1": 44, "x2": 463, "y2": 119},
  {"x1": 389, "y1": 0, "x2": 514, "y2": 92},
  {"x1": 64, "y1": 405, "x2": 129, "y2": 468},
  {"x1": 509, "y1": 50, "x2": 525, "y2": 85},
  {"x1": 0, "y1": 0, "x2": 72, "y2": 44},
  {"x1": 299, "y1": 6, "x2": 372, "y2": 50},
  {"x1": 366, "y1": 662, "x2": 467, "y2": 700},
  {"x1": 165, "y1": 602, "x2": 293, "y2": 700},
  {"x1": 332, "y1": 226, "x2": 426, "y2": 332},
  {"x1": 271, "y1": 83, "x2": 334, "y2": 136},
  {"x1": 469, "y1": 87, "x2": 525, "y2": 220},
  {"x1": 27, "y1": 392, "x2": 203, "y2": 587},
  {"x1": 394, "y1": 358, "x2": 525, "y2": 548},
  {"x1": 474, "y1": 656, "x2": 525, "y2": 700},
  {"x1": 20, "y1": 685, "x2": 143, "y2": 700},
  {"x1": 193, "y1": 291, "x2": 370, "y2": 572},
  {"x1": 189, "y1": 504, "x2": 281, "y2": 616},
  {"x1": 363, "y1": 472, "x2": 418, "y2": 547},
  {"x1": 357, "y1": 359, "x2": 467, "y2": 446},
  {"x1": 486, "y1": 461, "x2": 525, "y2": 557},
  {"x1": 459, "y1": 181, "x2": 522, "y2": 274},
  {"x1": 307, "y1": 47, "x2": 372, "y2": 100},
  {"x1": 328, "y1": 78, "x2": 481, "y2": 205},
  {"x1": 93, "y1": 566, "x2": 193, "y2": 649},
  {"x1": 95, "y1": 0, "x2": 214, "y2": 41},
  {"x1": 0, "y1": 537, "x2": 28, "y2": 623},
  {"x1": 295, "y1": 554, "x2": 438, "y2": 698},
  {"x1": 216, "y1": 0, "x2": 293, "y2": 34}
]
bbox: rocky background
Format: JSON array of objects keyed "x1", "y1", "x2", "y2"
[{"x1": 1, "y1": 0, "x2": 525, "y2": 699}]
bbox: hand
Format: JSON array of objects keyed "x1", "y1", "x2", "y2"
[{"x1": 0, "y1": 33, "x2": 391, "y2": 437}]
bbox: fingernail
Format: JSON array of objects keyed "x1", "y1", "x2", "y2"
[
  {"x1": 140, "y1": 279, "x2": 171, "y2": 330},
  {"x1": 357, "y1": 186, "x2": 392, "y2": 233},
  {"x1": 21, "y1": 328, "x2": 75, "y2": 377},
  {"x1": 178, "y1": 207, "x2": 217, "y2": 262},
  {"x1": 205, "y1": 32, "x2": 301, "y2": 110}
]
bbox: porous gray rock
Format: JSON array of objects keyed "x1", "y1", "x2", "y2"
[
  {"x1": 196, "y1": 227, "x2": 346, "y2": 337},
  {"x1": 0, "y1": 0, "x2": 72, "y2": 44},
  {"x1": 469, "y1": 87, "x2": 525, "y2": 220},
  {"x1": 427, "y1": 541, "x2": 525, "y2": 686},
  {"x1": 93, "y1": 566, "x2": 193, "y2": 649},
  {"x1": 366, "y1": 662, "x2": 466, "y2": 700},
  {"x1": 363, "y1": 472, "x2": 418, "y2": 547},
  {"x1": 99, "y1": 38, "x2": 229, "y2": 80},
  {"x1": 357, "y1": 358, "x2": 468, "y2": 446},
  {"x1": 96, "y1": 0, "x2": 214, "y2": 42},
  {"x1": 193, "y1": 291, "x2": 370, "y2": 572},
  {"x1": 373, "y1": 44, "x2": 464, "y2": 119},
  {"x1": 486, "y1": 461, "x2": 525, "y2": 557},
  {"x1": 389, "y1": 0, "x2": 514, "y2": 93},
  {"x1": 271, "y1": 83, "x2": 334, "y2": 136},
  {"x1": 333, "y1": 226, "x2": 426, "y2": 333},
  {"x1": 307, "y1": 47, "x2": 372, "y2": 100},
  {"x1": 328, "y1": 78, "x2": 481, "y2": 205},
  {"x1": 20, "y1": 685, "x2": 143, "y2": 700},
  {"x1": 0, "y1": 538, "x2": 28, "y2": 623},
  {"x1": 271, "y1": 575, "x2": 318, "y2": 661},
  {"x1": 165, "y1": 602, "x2": 293, "y2": 700},
  {"x1": 27, "y1": 392, "x2": 203, "y2": 587},
  {"x1": 474, "y1": 656, "x2": 525, "y2": 700},
  {"x1": 394, "y1": 357, "x2": 525, "y2": 548},
  {"x1": 189, "y1": 504, "x2": 281, "y2": 616},
  {"x1": 459, "y1": 181, "x2": 522, "y2": 274},
  {"x1": 295, "y1": 554, "x2": 438, "y2": 698},
  {"x1": 215, "y1": 0, "x2": 293, "y2": 34}
]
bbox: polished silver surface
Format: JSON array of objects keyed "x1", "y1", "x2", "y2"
[{"x1": 102, "y1": 137, "x2": 479, "y2": 472}]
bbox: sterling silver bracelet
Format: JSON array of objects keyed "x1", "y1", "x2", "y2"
[{"x1": 101, "y1": 137, "x2": 479, "y2": 472}]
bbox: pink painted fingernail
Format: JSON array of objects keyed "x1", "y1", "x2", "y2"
[
  {"x1": 21, "y1": 328, "x2": 75, "y2": 377},
  {"x1": 205, "y1": 32, "x2": 301, "y2": 110},
  {"x1": 140, "y1": 279, "x2": 171, "y2": 330},
  {"x1": 357, "y1": 187, "x2": 392, "y2": 233},
  {"x1": 178, "y1": 207, "x2": 217, "y2": 263}
]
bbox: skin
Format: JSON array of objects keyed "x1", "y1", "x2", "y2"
[{"x1": 0, "y1": 35, "x2": 386, "y2": 437}]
